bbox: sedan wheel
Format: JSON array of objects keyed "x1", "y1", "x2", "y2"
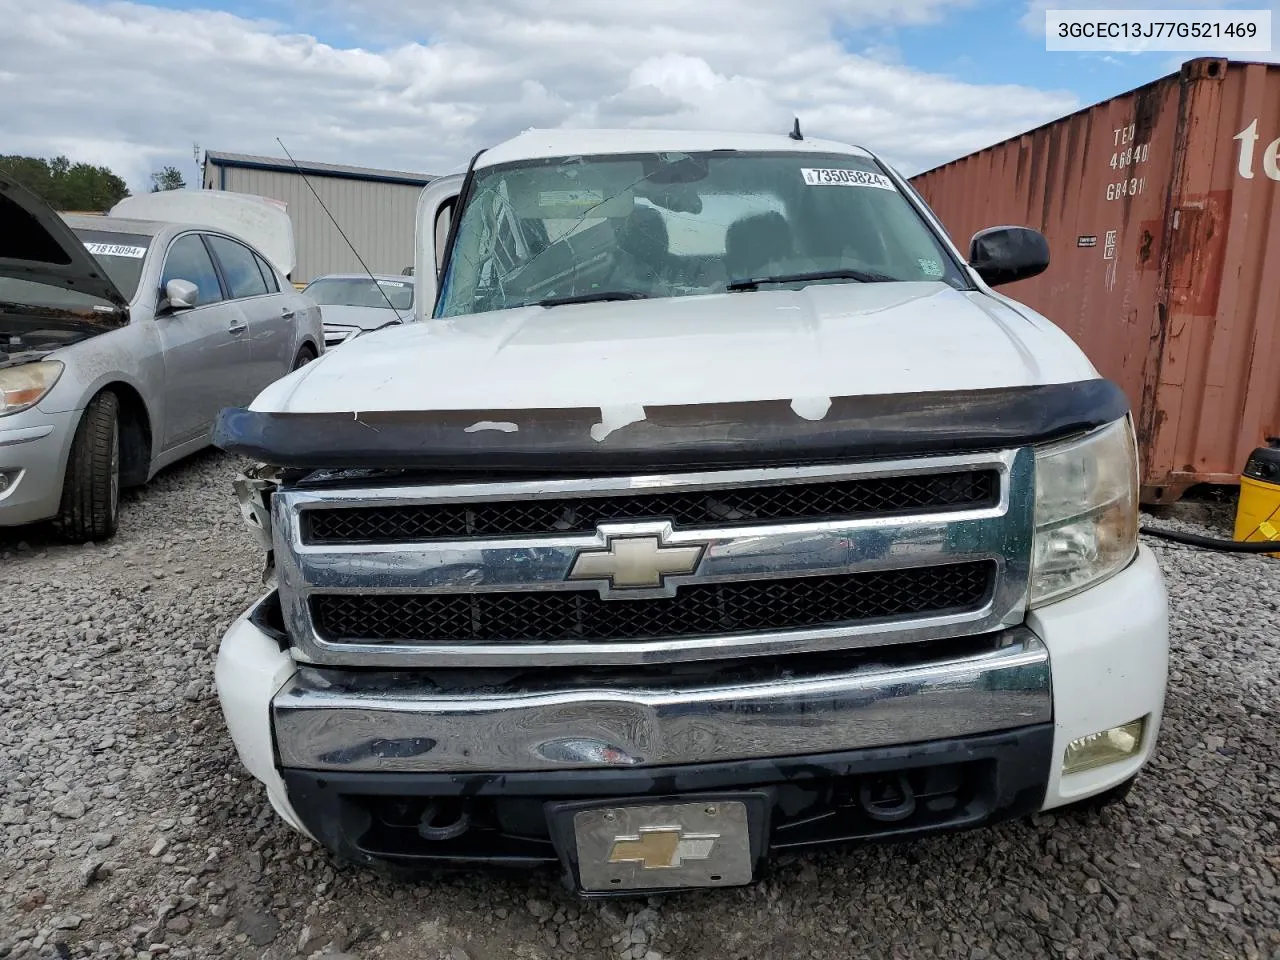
[
  {"x1": 52, "y1": 390, "x2": 121, "y2": 542},
  {"x1": 293, "y1": 345, "x2": 317, "y2": 370}
]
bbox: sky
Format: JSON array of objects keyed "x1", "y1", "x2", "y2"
[{"x1": 1, "y1": 0, "x2": 1276, "y2": 192}]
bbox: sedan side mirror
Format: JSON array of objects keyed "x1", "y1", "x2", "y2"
[
  {"x1": 163, "y1": 278, "x2": 198, "y2": 311},
  {"x1": 968, "y1": 226, "x2": 1050, "y2": 287}
]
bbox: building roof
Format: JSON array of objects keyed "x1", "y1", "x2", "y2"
[
  {"x1": 475, "y1": 128, "x2": 872, "y2": 169},
  {"x1": 204, "y1": 150, "x2": 437, "y2": 187}
]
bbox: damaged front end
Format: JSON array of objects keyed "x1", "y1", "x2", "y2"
[
  {"x1": 233, "y1": 463, "x2": 282, "y2": 582},
  {"x1": 207, "y1": 375, "x2": 1168, "y2": 894}
]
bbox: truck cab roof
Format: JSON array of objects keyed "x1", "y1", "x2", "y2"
[{"x1": 474, "y1": 128, "x2": 875, "y2": 169}]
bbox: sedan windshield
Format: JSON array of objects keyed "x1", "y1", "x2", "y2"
[
  {"x1": 305, "y1": 277, "x2": 414, "y2": 311},
  {"x1": 74, "y1": 229, "x2": 150, "y2": 300},
  {"x1": 0, "y1": 229, "x2": 150, "y2": 313},
  {"x1": 436, "y1": 150, "x2": 968, "y2": 318}
]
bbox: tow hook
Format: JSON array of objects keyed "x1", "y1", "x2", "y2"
[
  {"x1": 417, "y1": 801, "x2": 472, "y2": 841},
  {"x1": 858, "y1": 774, "x2": 917, "y2": 822}
]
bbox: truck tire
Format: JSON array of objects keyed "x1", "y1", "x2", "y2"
[{"x1": 52, "y1": 390, "x2": 121, "y2": 543}]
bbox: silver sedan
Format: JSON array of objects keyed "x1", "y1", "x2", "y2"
[{"x1": 0, "y1": 173, "x2": 324, "y2": 542}]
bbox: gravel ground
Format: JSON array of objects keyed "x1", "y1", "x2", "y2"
[{"x1": 1, "y1": 451, "x2": 1277, "y2": 960}]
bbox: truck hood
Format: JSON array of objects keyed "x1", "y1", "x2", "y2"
[
  {"x1": 252, "y1": 281, "x2": 1098, "y2": 415},
  {"x1": 0, "y1": 173, "x2": 130, "y2": 314}
]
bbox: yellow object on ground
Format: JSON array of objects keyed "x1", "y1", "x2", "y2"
[{"x1": 1234, "y1": 445, "x2": 1280, "y2": 558}]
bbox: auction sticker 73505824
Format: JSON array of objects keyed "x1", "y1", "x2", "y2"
[{"x1": 800, "y1": 168, "x2": 896, "y2": 190}]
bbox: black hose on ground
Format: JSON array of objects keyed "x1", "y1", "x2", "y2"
[{"x1": 1140, "y1": 525, "x2": 1280, "y2": 553}]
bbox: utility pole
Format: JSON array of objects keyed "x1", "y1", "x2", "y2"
[{"x1": 192, "y1": 142, "x2": 202, "y2": 190}]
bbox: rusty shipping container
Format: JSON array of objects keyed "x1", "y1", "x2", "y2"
[{"x1": 911, "y1": 58, "x2": 1280, "y2": 503}]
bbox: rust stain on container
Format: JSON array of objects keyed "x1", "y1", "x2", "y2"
[{"x1": 912, "y1": 58, "x2": 1280, "y2": 502}]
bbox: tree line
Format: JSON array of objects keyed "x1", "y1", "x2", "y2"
[{"x1": 0, "y1": 155, "x2": 188, "y2": 211}]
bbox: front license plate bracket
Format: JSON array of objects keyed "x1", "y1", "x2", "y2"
[{"x1": 546, "y1": 792, "x2": 773, "y2": 895}]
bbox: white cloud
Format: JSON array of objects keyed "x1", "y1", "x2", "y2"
[{"x1": 0, "y1": 0, "x2": 1080, "y2": 191}]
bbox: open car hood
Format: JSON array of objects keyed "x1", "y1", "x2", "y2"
[
  {"x1": 111, "y1": 190, "x2": 295, "y2": 278},
  {"x1": 0, "y1": 172, "x2": 130, "y2": 312}
]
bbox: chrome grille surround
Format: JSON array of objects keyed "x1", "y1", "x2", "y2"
[{"x1": 273, "y1": 449, "x2": 1035, "y2": 668}]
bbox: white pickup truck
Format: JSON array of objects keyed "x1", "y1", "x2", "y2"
[{"x1": 213, "y1": 128, "x2": 1169, "y2": 896}]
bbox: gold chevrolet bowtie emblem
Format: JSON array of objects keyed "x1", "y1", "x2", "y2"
[
  {"x1": 567, "y1": 535, "x2": 704, "y2": 590},
  {"x1": 607, "y1": 826, "x2": 719, "y2": 869}
]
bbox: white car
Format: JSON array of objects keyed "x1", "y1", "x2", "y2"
[
  {"x1": 213, "y1": 128, "x2": 1168, "y2": 895},
  {"x1": 300, "y1": 274, "x2": 414, "y2": 348}
]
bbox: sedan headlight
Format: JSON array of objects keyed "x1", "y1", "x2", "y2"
[
  {"x1": 1030, "y1": 416, "x2": 1139, "y2": 607},
  {"x1": 0, "y1": 361, "x2": 64, "y2": 416},
  {"x1": 322, "y1": 324, "x2": 360, "y2": 347}
]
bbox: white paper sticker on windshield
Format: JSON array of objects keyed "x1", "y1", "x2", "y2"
[
  {"x1": 376, "y1": 279, "x2": 408, "y2": 288},
  {"x1": 538, "y1": 189, "x2": 604, "y2": 208},
  {"x1": 800, "y1": 168, "x2": 896, "y2": 190},
  {"x1": 83, "y1": 242, "x2": 146, "y2": 259}
]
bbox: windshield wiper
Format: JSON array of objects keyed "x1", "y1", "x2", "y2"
[
  {"x1": 534, "y1": 291, "x2": 652, "y2": 308},
  {"x1": 726, "y1": 269, "x2": 899, "y2": 291}
]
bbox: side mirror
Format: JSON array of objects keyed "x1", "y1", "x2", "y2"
[
  {"x1": 413, "y1": 173, "x2": 465, "y2": 322},
  {"x1": 163, "y1": 278, "x2": 198, "y2": 310},
  {"x1": 968, "y1": 226, "x2": 1050, "y2": 287}
]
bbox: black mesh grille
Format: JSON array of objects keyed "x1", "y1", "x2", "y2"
[
  {"x1": 306, "y1": 470, "x2": 999, "y2": 544},
  {"x1": 311, "y1": 561, "x2": 995, "y2": 645}
]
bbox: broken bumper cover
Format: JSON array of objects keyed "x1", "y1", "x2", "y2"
[{"x1": 280, "y1": 728, "x2": 1056, "y2": 882}]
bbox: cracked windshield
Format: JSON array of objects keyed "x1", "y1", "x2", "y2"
[{"x1": 436, "y1": 151, "x2": 969, "y2": 317}]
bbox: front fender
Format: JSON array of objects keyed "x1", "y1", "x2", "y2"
[{"x1": 34, "y1": 324, "x2": 164, "y2": 427}]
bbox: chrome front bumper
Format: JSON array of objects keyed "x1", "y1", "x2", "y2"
[{"x1": 272, "y1": 628, "x2": 1051, "y2": 773}]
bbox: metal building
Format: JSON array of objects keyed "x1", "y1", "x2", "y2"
[{"x1": 202, "y1": 150, "x2": 436, "y2": 283}]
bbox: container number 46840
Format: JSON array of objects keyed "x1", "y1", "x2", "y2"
[{"x1": 1110, "y1": 144, "x2": 1150, "y2": 169}]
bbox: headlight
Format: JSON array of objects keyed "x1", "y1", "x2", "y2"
[
  {"x1": 323, "y1": 324, "x2": 360, "y2": 346},
  {"x1": 0, "y1": 361, "x2": 64, "y2": 416},
  {"x1": 1030, "y1": 416, "x2": 1139, "y2": 607}
]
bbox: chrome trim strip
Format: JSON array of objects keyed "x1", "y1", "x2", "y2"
[
  {"x1": 289, "y1": 452, "x2": 1010, "y2": 511},
  {"x1": 292, "y1": 514, "x2": 1004, "y2": 595},
  {"x1": 274, "y1": 449, "x2": 1034, "y2": 667},
  {"x1": 0, "y1": 425, "x2": 55, "y2": 447},
  {"x1": 272, "y1": 630, "x2": 1052, "y2": 773}
]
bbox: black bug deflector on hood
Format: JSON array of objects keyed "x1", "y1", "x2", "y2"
[{"x1": 213, "y1": 379, "x2": 1130, "y2": 474}]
